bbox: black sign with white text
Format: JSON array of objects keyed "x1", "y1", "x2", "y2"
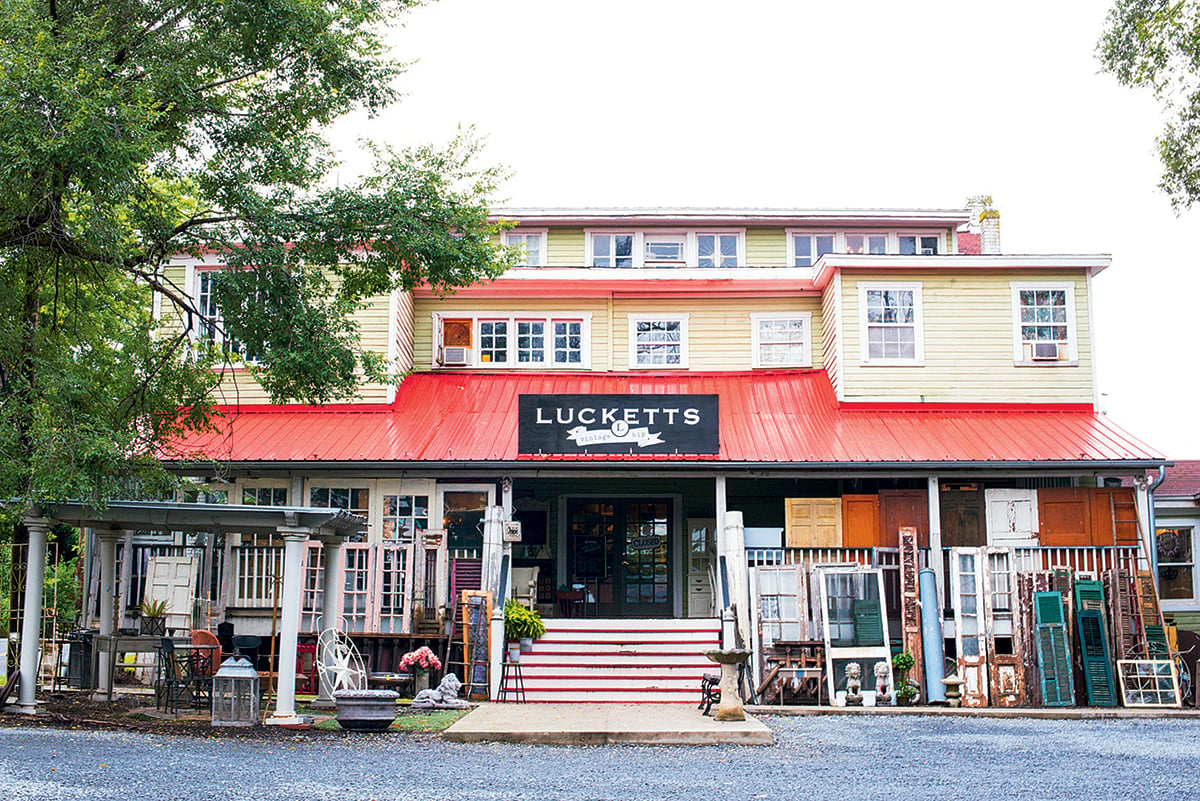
[{"x1": 518, "y1": 394, "x2": 719, "y2": 455}]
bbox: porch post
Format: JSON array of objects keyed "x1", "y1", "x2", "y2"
[
  {"x1": 265, "y1": 530, "x2": 308, "y2": 726},
  {"x1": 94, "y1": 532, "x2": 120, "y2": 698},
  {"x1": 927, "y1": 477, "x2": 944, "y2": 600},
  {"x1": 481, "y1": 505, "x2": 505, "y2": 601},
  {"x1": 314, "y1": 539, "x2": 344, "y2": 705},
  {"x1": 723, "y1": 511, "x2": 750, "y2": 652},
  {"x1": 1134, "y1": 475, "x2": 1154, "y2": 573},
  {"x1": 13, "y1": 515, "x2": 50, "y2": 713},
  {"x1": 715, "y1": 475, "x2": 728, "y2": 617}
]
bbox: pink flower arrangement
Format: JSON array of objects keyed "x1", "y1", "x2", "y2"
[{"x1": 399, "y1": 646, "x2": 442, "y2": 672}]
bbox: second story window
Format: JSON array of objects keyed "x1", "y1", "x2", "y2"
[
  {"x1": 631, "y1": 316, "x2": 688, "y2": 367},
  {"x1": 516, "y1": 320, "x2": 546, "y2": 364},
  {"x1": 860, "y1": 283, "x2": 924, "y2": 365},
  {"x1": 1011, "y1": 282, "x2": 1076, "y2": 364},
  {"x1": 592, "y1": 233, "x2": 634, "y2": 268},
  {"x1": 196, "y1": 270, "x2": 248, "y2": 357},
  {"x1": 790, "y1": 233, "x2": 835, "y2": 267},
  {"x1": 436, "y1": 313, "x2": 590, "y2": 368},
  {"x1": 899, "y1": 234, "x2": 940, "y2": 255},
  {"x1": 752, "y1": 313, "x2": 812, "y2": 368},
  {"x1": 553, "y1": 320, "x2": 583, "y2": 364},
  {"x1": 504, "y1": 231, "x2": 545, "y2": 266},
  {"x1": 479, "y1": 320, "x2": 508, "y2": 363},
  {"x1": 697, "y1": 233, "x2": 739, "y2": 267}
]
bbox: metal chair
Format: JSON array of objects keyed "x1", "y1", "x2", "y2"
[{"x1": 155, "y1": 638, "x2": 190, "y2": 714}]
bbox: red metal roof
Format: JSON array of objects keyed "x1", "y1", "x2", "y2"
[{"x1": 171, "y1": 371, "x2": 1163, "y2": 467}]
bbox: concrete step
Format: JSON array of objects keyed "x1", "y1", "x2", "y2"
[
  {"x1": 522, "y1": 652, "x2": 713, "y2": 667},
  {"x1": 541, "y1": 618, "x2": 720, "y2": 631},
  {"x1": 517, "y1": 664, "x2": 710, "y2": 679},
  {"x1": 530, "y1": 640, "x2": 719, "y2": 654},
  {"x1": 507, "y1": 688, "x2": 702, "y2": 703}
]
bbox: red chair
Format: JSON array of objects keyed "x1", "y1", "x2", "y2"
[{"x1": 296, "y1": 643, "x2": 318, "y2": 694}]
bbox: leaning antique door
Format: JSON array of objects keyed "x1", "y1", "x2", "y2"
[{"x1": 950, "y1": 548, "x2": 989, "y2": 706}]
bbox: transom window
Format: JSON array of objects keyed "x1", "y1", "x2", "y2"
[
  {"x1": 860, "y1": 283, "x2": 923, "y2": 364},
  {"x1": 310, "y1": 486, "x2": 370, "y2": 517},
  {"x1": 752, "y1": 313, "x2": 812, "y2": 368},
  {"x1": 631, "y1": 316, "x2": 687, "y2": 367},
  {"x1": 504, "y1": 232, "x2": 545, "y2": 267},
  {"x1": 791, "y1": 233, "x2": 835, "y2": 267},
  {"x1": 644, "y1": 235, "x2": 686, "y2": 265},
  {"x1": 1011, "y1": 282, "x2": 1076, "y2": 364},
  {"x1": 697, "y1": 233, "x2": 739, "y2": 267},
  {"x1": 591, "y1": 233, "x2": 634, "y2": 268},
  {"x1": 242, "y1": 486, "x2": 287, "y2": 506}
]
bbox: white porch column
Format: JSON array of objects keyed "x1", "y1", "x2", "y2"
[
  {"x1": 94, "y1": 532, "x2": 120, "y2": 698},
  {"x1": 480, "y1": 505, "x2": 506, "y2": 600},
  {"x1": 927, "y1": 477, "x2": 944, "y2": 600},
  {"x1": 722, "y1": 511, "x2": 750, "y2": 652},
  {"x1": 266, "y1": 530, "x2": 308, "y2": 726},
  {"x1": 314, "y1": 539, "x2": 344, "y2": 705},
  {"x1": 715, "y1": 475, "x2": 728, "y2": 612},
  {"x1": 1135, "y1": 476, "x2": 1154, "y2": 572},
  {"x1": 13, "y1": 516, "x2": 50, "y2": 714},
  {"x1": 501, "y1": 478, "x2": 513, "y2": 607}
]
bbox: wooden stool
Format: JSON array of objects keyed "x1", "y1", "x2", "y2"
[{"x1": 498, "y1": 661, "x2": 526, "y2": 703}]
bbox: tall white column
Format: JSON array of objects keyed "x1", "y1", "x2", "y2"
[
  {"x1": 314, "y1": 540, "x2": 344, "y2": 706},
  {"x1": 14, "y1": 516, "x2": 50, "y2": 714},
  {"x1": 480, "y1": 505, "x2": 505, "y2": 600},
  {"x1": 94, "y1": 533, "x2": 119, "y2": 698},
  {"x1": 715, "y1": 475, "x2": 728, "y2": 612},
  {"x1": 927, "y1": 477, "x2": 944, "y2": 600},
  {"x1": 266, "y1": 531, "x2": 307, "y2": 726}
]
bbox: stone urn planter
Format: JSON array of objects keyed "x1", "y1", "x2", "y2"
[{"x1": 332, "y1": 689, "x2": 399, "y2": 731}]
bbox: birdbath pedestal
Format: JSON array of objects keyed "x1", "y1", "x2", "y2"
[{"x1": 704, "y1": 649, "x2": 751, "y2": 721}]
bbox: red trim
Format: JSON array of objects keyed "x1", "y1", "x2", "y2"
[
  {"x1": 838, "y1": 401, "x2": 1097, "y2": 413},
  {"x1": 414, "y1": 278, "x2": 818, "y2": 298}
]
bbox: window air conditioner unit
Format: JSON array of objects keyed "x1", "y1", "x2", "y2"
[
  {"x1": 1031, "y1": 342, "x2": 1061, "y2": 361},
  {"x1": 440, "y1": 346, "x2": 470, "y2": 366}
]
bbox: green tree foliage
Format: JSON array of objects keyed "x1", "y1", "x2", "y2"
[
  {"x1": 0, "y1": 0, "x2": 516, "y2": 512},
  {"x1": 1099, "y1": 0, "x2": 1200, "y2": 209}
]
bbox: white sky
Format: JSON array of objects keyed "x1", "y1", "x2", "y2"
[{"x1": 331, "y1": 0, "x2": 1200, "y2": 459}]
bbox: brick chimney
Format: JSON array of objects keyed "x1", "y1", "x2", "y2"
[{"x1": 965, "y1": 195, "x2": 1001, "y2": 254}]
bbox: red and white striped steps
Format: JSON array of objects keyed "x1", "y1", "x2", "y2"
[{"x1": 504, "y1": 617, "x2": 722, "y2": 703}]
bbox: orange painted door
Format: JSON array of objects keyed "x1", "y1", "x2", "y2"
[
  {"x1": 1038, "y1": 487, "x2": 1092, "y2": 547},
  {"x1": 842, "y1": 495, "x2": 880, "y2": 549}
]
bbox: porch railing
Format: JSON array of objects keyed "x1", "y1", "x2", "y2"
[{"x1": 232, "y1": 546, "x2": 284, "y2": 608}]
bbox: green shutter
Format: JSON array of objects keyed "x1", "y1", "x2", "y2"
[
  {"x1": 852, "y1": 599, "x2": 884, "y2": 647},
  {"x1": 1077, "y1": 609, "x2": 1116, "y2": 707},
  {"x1": 1145, "y1": 625, "x2": 1170, "y2": 658},
  {"x1": 1035, "y1": 591, "x2": 1075, "y2": 706},
  {"x1": 1075, "y1": 579, "x2": 1105, "y2": 612}
]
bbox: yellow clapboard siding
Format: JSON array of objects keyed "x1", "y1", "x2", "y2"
[
  {"x1": 547, "y1": 228, "x2": 586, "y2": 266},
  {"x1": 785, "y1": 498, "x2": 843, "y2": 547},
  {"x1": 745, "y1": 228, "x2": 787, "y2": 266},
  {"x1": 837, "y1": 269, "x2": 1094, "y2": 403},
  {"x1": 394, "y1": 290, "x2": 415, "y2": 375},
  {"x1": 821, "y1": 274, "x2": 841, "y2": 398}
]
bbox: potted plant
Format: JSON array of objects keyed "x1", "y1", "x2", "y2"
[
  {"x1": 503, "y1": 598, "x2": 545, "y2": 660},
  {"x1": 138, "y1": 598, "x2": 168, "y2": 637},
  {"x1": 892, "y1": 651, "x2": 919, "y2": 706},
  {"x1": 398, "y1": 646, "x2": 442, "y2": 694}
]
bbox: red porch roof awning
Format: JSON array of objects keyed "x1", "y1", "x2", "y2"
[{"x1": 172, "y1": 370, "x2": 1162, "y2": 467}]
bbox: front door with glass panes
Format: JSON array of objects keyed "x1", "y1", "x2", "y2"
[{"x1": 567, "y1": 499, "x2": 673, "y2": 617}]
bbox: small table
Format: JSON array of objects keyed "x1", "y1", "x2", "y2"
[
  {"x1": 498, "y1": 662, "x2": 526, "y2": 702},
  {"x1": 92, "y1": 635, "x2": 173, "y2": 702}
]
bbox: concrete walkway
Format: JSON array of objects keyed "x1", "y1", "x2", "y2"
[
  {"x1": 443, "y1": 702, "x2": 774, "y2": 745},
  {"x1": 748, "y1": 703, "x2": 1200, "y2": 719}
]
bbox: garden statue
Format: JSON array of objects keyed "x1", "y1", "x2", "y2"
[
  {"x1": 844, "y1": 661, "x2": 864, "y2": 706},
  {"x1": 411, "y1": 672, "x2": 470, "y2": 710},
  {"x1": 874, "y1": 661, "x2": 892, "y2": 706}
]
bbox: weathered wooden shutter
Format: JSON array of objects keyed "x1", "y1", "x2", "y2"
[
  {"x1": 1135, "y1": 569, "x2": 1170, "y2": 658},
  {"x1": 1034, "y1": 591, "x2": 1075, "y2": 706},
  {"x1": 1074, "y1": 579, "x2": 1116, "y2": 707},
  {"x1": 852, "y1": 598, "x2": 884, "y2": 646},
  {"x1": 1104, "y1": 568, "x2": 1138, "y2": 660}
]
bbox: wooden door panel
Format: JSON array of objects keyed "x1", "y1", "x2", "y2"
[
  {"x1": 785, "y1": 498, "x2": 842, "y2": 548},
  {"x1": 879, "y1": 490, "x2": 929, "y2": 548},
  {"x1": 1038, "y1": 487, "x2": 1092, "y2": 547},
  {"x1": 841, "y1": 495, "x2": 880, "y2": 549},
  {"x1": 985, "y1": 489, "x2": 1038, "y2": 547},
  {"x1": 1090, "y1": 487, "x2": 1138, "y2": 546},
  {"x1": 940, "y1": 483, "x2": 986, "y2": 547}
]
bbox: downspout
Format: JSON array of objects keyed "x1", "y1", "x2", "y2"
[{"x1": 1147, "y1": 465, "x2": 1168, "y2": 580}]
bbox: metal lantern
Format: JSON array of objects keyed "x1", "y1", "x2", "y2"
[{"x1": 211, "y1": 656, "x2": 260, "y2": 727}]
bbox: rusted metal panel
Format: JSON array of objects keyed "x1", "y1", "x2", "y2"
[
  {"x1": 898, "y1": 526, "x2": 923, "y2": 696},
  {"x1": 171, "y1": 371, "x2": 1166, "y2": 464}
]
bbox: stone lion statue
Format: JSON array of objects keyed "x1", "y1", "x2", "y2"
[
  {"x1": 874, "y1": 661, "x2": 892, "y2": 705},
  {"x1": 411, "y1": 672, "x2": 469, "y2": 710},
  {"x1": 843, "y1": 661, "x2": 864, "y2": 706}
]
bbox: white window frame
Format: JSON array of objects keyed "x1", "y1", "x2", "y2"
[
  {"x1": 751, "y1": 312, "x2": 813, "y2": 368},
  {"x1": 843, "y1": 232, "x2": 889, "y2": 255},
  {"x1": 694, "y1": 231, "x2": 743, "y2": 268},
  {"x1": 787, "y1": 231, "x2": 838, "y2": 268},
  {"x1": 897, "y1": 232, "x2": 944, "y2": 256},
  {"x1": 502, "y1": 229, "x2": 547, "y2": 267},
  {"x1": 858, "y1": 281, "x2": 925, "y2": 366},
  {"x1": 1010, "y1": 281, "x2": 1078, "y2": 365},
  {"x1": 1157, "y1": 523, "x2": 1199, "y2": 611},
  {"x1": 587, "y1": 231, "x2": 637, "y2": 268},
  {"x1": 629, "y1": 314, "x2": 689, "y2": 369},
  {"x1": 643, "y1": 232, "x2": 688, "y2": 266},
  {"x1": 433, "y1": 312, "x2": 592, "y2": 369}
]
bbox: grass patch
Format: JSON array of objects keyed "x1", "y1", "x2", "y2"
[{"x1": 311, "y1": 707, "x2": 470, "y2": 733}]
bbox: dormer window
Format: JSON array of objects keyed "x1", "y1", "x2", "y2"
[
  {"x1": 644, "y1": 234, "x2": 686, "y2": 266},
  {"x1": 503, "y1": 231, "x2": 546, "y2": 266},
  {"x1": 899, "y1": 234, "x2": 940, "y2": 255},
  {"x1": 845, "y1": 234, "x2": 887, "y2": 255},
  {"x1": 790, "y1": 233, "x2": 835, "y2": 267}
]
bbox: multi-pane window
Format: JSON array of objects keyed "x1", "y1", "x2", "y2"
[
  {"x1": 644, "y1": 235, "x2": 686, "y2": 265},
  {"x1": 505, "y1": 232, "x2": 544, "y2": 266},
  {"x1": 553, "y1": 320, "x2": 583, "y2": 364},
  {"x1": 899, "y1": 234, "x2": 939, "y2": 255},
  {"x1": 792, "y1": 234, "x2": 836, "y2": 267},
  {"x1": 382, "y1": 494, "x2": 430, "y2": 542},
  {"x1": 846, "y1": 234, "x2": 887, "y2": 255},
  {"x1": 196, "y1": 270, "x2": 248, "y2": 356},
  {"x1": 592, "y1": 233, "x2": 634, "y2": 268},
  {"x1": 1017, "y1": 288, "x2": 1069, "y2": 359},
  {"x1": 633, "y1": 318, "x2": 686, "y2": 367},
  {"x1": 697, "y1": 233, "x2": 739, "y2": 267},
  {"x1": 754, "y1": 314, "x2": 810, "y2": 367},
  {"x1": 862, "y1": 284, "x2": 922, "y2": 363},
  {"x1": 242, "y1": 486, "x2": 287, "y2": 506},
  {"x1": 1157, "y1": 526, "x2": 1195, "y2": 603},
  {"x1": 516, "y1": 320, "x2": 545, "y2": 363},
  {"x1": 479, "y1": 320, "x2": 508, "y2": 363},
  {"x1": 310, "y1": 486, "x2": 370, "y2": 517}
]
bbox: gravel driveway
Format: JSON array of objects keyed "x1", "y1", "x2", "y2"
[{"x1": 1, "y1": 715, "x2": 1197, "y2": 800}]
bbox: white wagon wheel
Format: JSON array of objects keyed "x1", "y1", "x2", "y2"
[{"x1": 316, "y1": 628, "x2": 366, "y2": 693}]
